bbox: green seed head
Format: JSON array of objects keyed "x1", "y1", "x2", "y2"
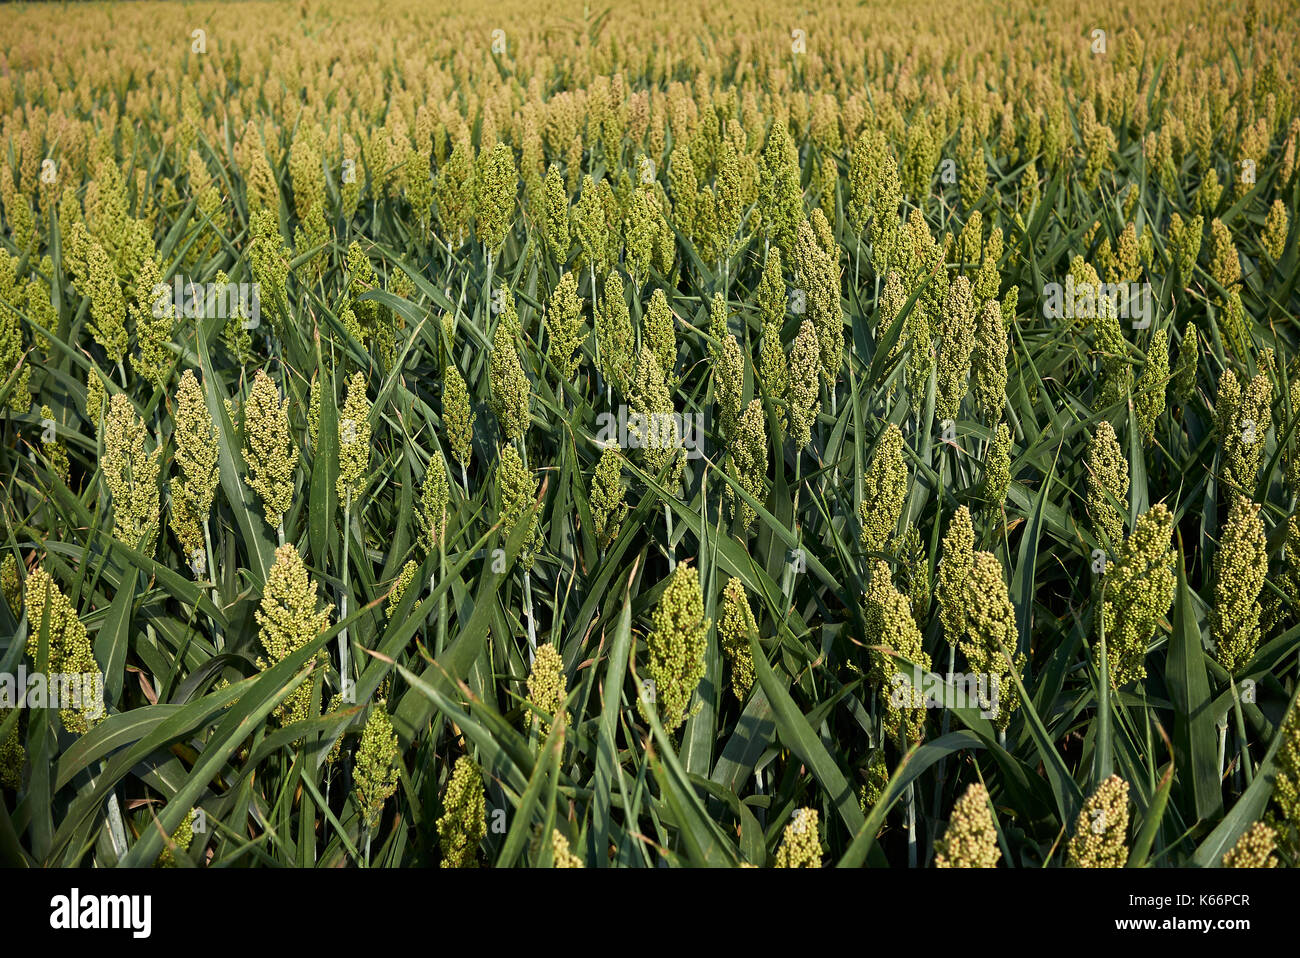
[
  {"x1": 1, "y1": 555, "x2": 20, "y2": 615},
  {"x1": 437, "y1": 755, "x2": 486, "y2": 869},
  {"x1": 643, "y1": 288, "x2": 677, "y2": 391},
  {"x1": 131, "y1": 257, "x2": 174, "y2": 388},
  {"x1": 984, "y1": 421, "x2": 1012, "y2": 506},
  {"x1": 973, "y1": 299, "x2": 1008, "y2": 421},
  {"x1": 473, "y1": 142, "x2": 518, "y2": 254},
  {"x1": 960, "y1": 551, "x2": 1025, "y2": 728},
  {"x1": 595, "y1": 271, "x2": 634, "y2": 394},
  {"x1": 1169, "y1": 329, "x2": 1199, "y2": 402},
  {"x1": 1134, "y1": 329, "x2": 1169, "y2": 442},
  {"x1": 1216, "y1": 369, "x2": 1271, "y2": 495},
  {"x1": 155, "y1": 808, "x2": 196, "y2": 868},
  {"x1": 1270, "y1": 696, "x2": 1300, "y2": 855},
  {"x1": 724, "y1": 399, "x2": 768, "y2": 530},
  {"x1": 629, "y1": 344, "x2": 682, "y2": 486},
  {"x1": 541, "y1": 165, "x2": 571, "y2": 262}
]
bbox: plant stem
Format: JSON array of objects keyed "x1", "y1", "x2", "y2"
[{"x1": 340, "y1": 496, "x2": 351, "y2": 701}]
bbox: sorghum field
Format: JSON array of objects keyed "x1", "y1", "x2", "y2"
[{"x1": 1, "y1": 0, "x2": 1299, "y2": 872}]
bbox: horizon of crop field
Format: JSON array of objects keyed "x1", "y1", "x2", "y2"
[{"x1": 0, "y1": 0, "x2": 1298, "y2": 870}]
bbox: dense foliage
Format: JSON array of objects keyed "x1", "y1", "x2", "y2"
[{"x1": 1, "y1": 0, "x2": 1299, "y2": 868}]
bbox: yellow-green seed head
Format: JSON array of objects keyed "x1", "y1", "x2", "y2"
[
  {"x1": 859, "y1": 424, "x2": 907, "y2": 554},
  {"x1": 102, "y1": 393, "x2": 162, "y2": 557},
  {"x1": 788, "y1": 318, "x2": 822, "y2": 449},
  {"x1": 1262, "y1": 200, "x2": 1289, "y2": 263},
  {"x1": 1086, "y1": 421, "x2": 1129, "y2": 549},
  {"x1": 973, "y1": 300, "x2": 1007, "y2": 421},
  {"x1": 1, "y1": 555, "x2": 20, "y2": 614},
  {"x1": 1096, "y1": 503, "x2": 1176, "y2": 688},
  {"x1": 545, "y1": 271, "x2": 586, "y2": 382},
  {"x1": 1134, "y1": 329, "x2": 1169, "y2": 441},
  {"x1": 1208, "y1": 218, "x2": 1241, "y2": 290},
  {"x1": 387, "y1": 560, "x2": 419, "y2": 619},
  {"x1": 937, "y1": 507, "x2": 975, "y2": 645},
  {"x1": 355, "y1": 702, "x2": 401, "y2": 830},
  {"x1": 421, "y1": 454, "x2": 450, "y2": 554},
  {"x1": 1068, "y1": 775, "x2": 1130, "y2": 868},
  {"x1": 550, "y1": 829, "x2": 584, "y2": 867},
  {"x1": 244, "y1": 369, "x2": 299, "y2": 530},
  {"x1": 1222, "y1": 822, "x2": 1278, "y2": 868},
  {"x1": 984, "y1": 421, "x2": 1012, "y2": 506},
  {"x1": 866, "y1": 560, "x2": 931, "y2": 744},
  {"x1": 442, "y1": 361, "x2": 474, "y2": 469},
  {"x1": 595, "y1": 271, "x2": 634, "y2": 393},
  {"x1": 934, "y1": 783, "x2": 1001, "y2": 868},
  {"x1": 724, "y1": 399, "x2": 768, "y2": 530},
  {"x1": 473, "y1": 142, "x2": 517, "y2": 254},
  {"x1": 641, "y1": 563, "x2": 710, "y2": 734},
  {"x1": 254, "y1": 544, "x2": 333, "y2": 727},
  {"x1": 1212, "y1": 495, "x2": 1267, "y2": 674},
  {"x1": 169, "y1": 370, "x2": 219, "y2": 562},
  {"x1": 526, "y1": 642, "x2": 569, "y2": 737},
  {"x1": 775, "y1": 807, "x2": 821, "y2": 868},
  {"x1": 497, "y1": 444, "x2": 541, "y2": 572},
  {"x1": 337, "y1": 371, "x2": 372, "y2": 507},
  {"x1": 935, "y1": 275, "x2": 976, "y2": 423},
  {"x1": 643, "y1": 288, "x2": 677, "y2": 391},
  {"x1": 590, "y1": 446, "x2": 627, "y2": 551},
  {"x1": 488, "y1": 323, "x2": 531, "y2": 443},
  {"x1": 718, "y1": 577, "x2": 757, "y2": 702},
  {"x1": 24, "y1": 567, "x2": 103, "y2": 735},
  {"x1": 960, "y1": 552, "x2": 1025, "y2": 728},
  {"x1": 155, "y1": 808, "x2": 196, "y2": 868}
]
